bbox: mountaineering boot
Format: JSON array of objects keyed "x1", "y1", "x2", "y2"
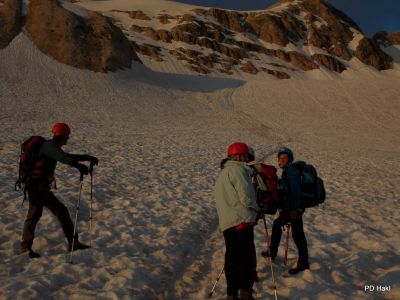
[
  {"x1": 226, "y1": 295, "x2": 239, "y2": 300},
  {"x1": 28, "y1": 250, "x2": 41, "y2": 259},
  {"x1": 288, "y1": 263, "x2": 310, "y2": 275},
  {"x1": 239, "y1": 289, "x2": 255, "y2": 300},
  {"x1": 68, "y1": 240, "x2": 91, "y2": 252},
  {"x1": 17, "y1": 247, "x2": 41, "y2": 258}
]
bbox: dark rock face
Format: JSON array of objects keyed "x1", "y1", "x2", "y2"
[
  {"x1": 312, "y1": 54, "x2": 346, "y2": 73},
  {"x1": 132, "y1": 42, "x2": 163, "y2": 61},
  {"x1": 157, "y1": 13, "x2": 176, "y2": 24},
  {"x1": 246, "y1": 12, "x2": 306, "y2": 46},
  {"x1": 206, "y1": 8, "x2": 245, "y2": 33},
  {"x1": 26, "y1": 0, "x2": 141, "y2": 72},
  {"x1": 300, "y1": 0, "x2": 357, "y2": 61},
  {"x1": 274, "y1": 50, "x2": 319, "y2": 71},
  {"x1": 171, "y1": 22, "x2": 210, "y2": 44},
  {"x1": 0, "y1": 0, "x2": 22, "y2": 49},
  {"x1": 355, "y1": 37, "x2": 393, "y2": 70},
  {"x1": 262, "y1": 68, "x2": 291, "y2": 79},
  {"x1": 168, "y1": 47, "x2": 222, "y2": 74},
  {"x1": 111, "y1": 9, "x2": 151, "y2": 20},
  {"x1": 240, "y1": 61, "x2": 258, "y2": 74}
]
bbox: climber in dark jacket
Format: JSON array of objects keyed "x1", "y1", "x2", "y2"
[
  {"x1": 18, "y1": 123, "x2": 98, "y2": 258},
  {"x1": 262, "y1": 147, "x2": 310, "y2": 275}
]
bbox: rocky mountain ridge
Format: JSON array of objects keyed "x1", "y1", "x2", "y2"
[{"x1": 0, "y1": 0, "x2": 398, "y2": 77}]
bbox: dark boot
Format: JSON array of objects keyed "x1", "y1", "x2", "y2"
[
  {"x1": 68, "y1": 240, "x2": 91, "y2": 252},
  {"x1": 28, "y1": 250, "x2": 41, "y2": 259},
  {"x1": 17, "y1": 247, "x2": 41, "y2": 259},
  {"x1": 239, "y1": 289, "x2": 255, "y2": 300},
  {"x1": 227, "y1": 295, "x2": 239, "y2": 300},
  {"x1": 288, "y1": 263, "x2": 310, "y2": 275}
]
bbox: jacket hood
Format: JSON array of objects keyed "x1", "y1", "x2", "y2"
[{"x1": 220, "y1": 158, "x2": 247, "y2": 169}]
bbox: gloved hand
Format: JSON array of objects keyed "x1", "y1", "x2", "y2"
[
  {"x1": 76, "y1": 163, "x2": 89, "y2": 175},
  {"x1": 79, "y1": 155, "x2": 98, "y2": 166},
  {"x1": 87, "y1": 155, "x2": 99, "y2": 166}
]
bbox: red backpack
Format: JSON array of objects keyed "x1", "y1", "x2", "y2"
[
  {"x1": 251, "y1": 162, "x2": 279, "y2": 214},
  {"x1": 15, "y1": 136, "x2": 46, "y2": 199}
]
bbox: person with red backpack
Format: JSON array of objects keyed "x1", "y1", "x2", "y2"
[
  {"x1": 214, "y1": 142, "x2": 259, "y2": 300},
  {"x1": 246, "y1": 146, "x2": 279, "y2": 282},
  {"x1": 262, "y1": 147, "x2": 310, "y2": 275},
  {"x1": 17, "y1": 123, "x2": 98, "y2": 258},
  {"x1": 247, "y1": 147, "x2": 279, "y2": 216}
]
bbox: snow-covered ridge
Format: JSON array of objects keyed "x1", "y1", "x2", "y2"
[
  {"x1": 69, "y1": 0, "x2": 395, "y2": 78},
  {"x1": 0, "y1": 0, "x2": 398, "y2": 76}
]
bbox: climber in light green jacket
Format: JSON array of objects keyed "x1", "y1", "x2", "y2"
[
  {"x1": 215, "y1": 157, "x2": 258, "y2": 232},
  {"x1": 214, "y1": 142, "x2": 259, "y2": 300}
]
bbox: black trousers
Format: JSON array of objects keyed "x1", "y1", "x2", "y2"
[
  {"x1": 270, "y1": 211, "x2": 309, "y2": 266},
  {"x1": 21, "y1": 188, "x2": 75, "y2": 249},
  {"x1": 223, "y1": 226, "x2": 255, "y2": 296}
]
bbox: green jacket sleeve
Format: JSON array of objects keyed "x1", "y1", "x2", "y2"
[{"x1": 40, "y1": 141, "x2": 77, "y2": 165}]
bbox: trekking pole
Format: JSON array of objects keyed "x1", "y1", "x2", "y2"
[
  {"x1": 262, "y1": 213, "x2": 278, "y2": 300},
  {"x1": 70, "y1": 173, "x2": 84, "y2": 264},
  {"x1": 284, "y1": 224, "x2": 290, "y2": 266},
  {"x1": 208, "y1": 266, "x2": 224, "y2": 298},
  {"x1": 89, "y1": 164, "x2": 94, "y2": 247}
]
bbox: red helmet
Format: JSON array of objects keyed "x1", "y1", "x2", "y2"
[
  {"x1": 51, "y1": 123, "x2": 71, "y2": 136},
  {"x1": 227, "y1": 142, "x2": 249, "y2": 156}
]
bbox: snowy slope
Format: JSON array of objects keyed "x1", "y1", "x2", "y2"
[{"x1": 1, "y1": 31, "x2": 400, "y2": 300}]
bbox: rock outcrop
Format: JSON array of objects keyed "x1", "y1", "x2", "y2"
[
  {"x1": 300, "y1": 0, "x2": 358, "y2": 61},
  {"x1": 168, "y1": 47, "x2": 223, "y2": 74},
  {"x1": 355, "y1": 38, "x2": 393, "y2": 70},
  {"x1": 157, "y1": 13, "x2": 176, "y2": 24},
  {"x1": 132, "y1": 42, "x2": 163, "y2": 62},
  {"x1": 245, "y1": 11, "x2": 306, "y2": 46},
  {"x1": 240, "y1": 61, "x2": 258, "y2": 74},
  {"x1": 112, "y1": 9, "x2": 151, "y2": 21},
  {"x1": 262, "y1": 68, "x2": 291, "y2": 79},
  {"x1": 0, "y1": 0, "x2": 22, "y2": 49},
  {"x1": 275, "y1": 50, "x2": 319, "y2": 71},
  {"x1": 26, "y1": 0, "x2": 141, "y2": 72},
  {"x1": 312, "y1": 54, "x2": 346, "y2": 73}
]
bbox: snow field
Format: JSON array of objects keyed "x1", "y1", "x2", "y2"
[{"x1": 1, "y1": 33, "x2": 400, "y2": 299}]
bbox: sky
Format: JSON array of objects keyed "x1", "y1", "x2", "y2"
[{"x1": 173, "y1": 0, "x2": 400, "y2": 37}]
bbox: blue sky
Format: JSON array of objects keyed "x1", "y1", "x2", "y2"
[{"x1": 174, "y1": 0, "x2": 400, "y2": 37}]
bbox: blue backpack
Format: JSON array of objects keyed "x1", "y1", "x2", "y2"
[{"x1": 292, "y1": 161, "x2": 326, "y2": 208}]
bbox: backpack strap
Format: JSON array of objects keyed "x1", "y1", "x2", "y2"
[
  {"x1": 247, "y1": 161, "x2": 262, "y2": 172},
  {"x1": 255, "y1": 173, "x2": 267, "y2": 191},
  {"x1": 247, "y1": 162, "x2": 268, "y2": 191}
]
